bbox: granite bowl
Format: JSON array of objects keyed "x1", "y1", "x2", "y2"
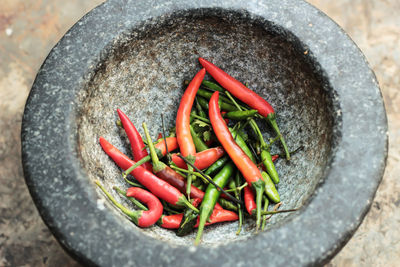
[{"x1": 21, "y1": 0, "x2": 387, "y2": 266}]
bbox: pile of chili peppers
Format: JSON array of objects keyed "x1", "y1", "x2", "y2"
[{"x1": 96, "y1": 57, "x2": 297, "y2": 245}]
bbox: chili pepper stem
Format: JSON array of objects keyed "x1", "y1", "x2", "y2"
[
  {"x1": 123, "y1": 177, "x2": 144, "y2": 188},
  {"x1": 184, "y1": 154, "x2": 196, "y2": 199},
  {"x1": 260, "y1": 208, "x2": 298, "y2": 215},
  {"x1": 266, "y1": 114, "x2": 290, "y2": 160},
  {"x1": 252, "y1": 179, "x2": 266, "y2": 232},
  {"x1": 261, "y1": 197, "x2": 269, "y2": 231},
  {"x1": 95, "y1": 180, "x2": 139, "y2": 225},
  {"x1": 176, "y1": 195, "x2": 199, "y2": 213},
  {"x1": 114, "y1": 186, "x2": 148, "y2": 211},
  {"x1": 122, "y1": 155, "x2": 151, "y2": 178},
  {"x1": 170, "y1": 164, "x2": 210, "y2": 184},
  {"x1": 142, "y1": 122, "x2": 167, "y2": 174}
]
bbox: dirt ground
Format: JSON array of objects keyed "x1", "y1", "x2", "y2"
[{"x1": 0, "y1": 0, "x2": 399, "y2": 266}]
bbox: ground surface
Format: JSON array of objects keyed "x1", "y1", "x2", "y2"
[{"x1": 0, "y1": 0, "x2": 399, "y2": 266}]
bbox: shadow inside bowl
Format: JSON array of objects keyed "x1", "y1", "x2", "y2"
[{"x1": 77, "y1": 9, "x2": 335, "y2": 246}]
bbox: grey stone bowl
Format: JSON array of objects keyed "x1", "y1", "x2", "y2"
[{"x1": 21, "y1": 0, "x2": 387, "y2": 266}]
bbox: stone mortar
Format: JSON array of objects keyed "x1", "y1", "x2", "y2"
[{"x1": 21, "y1": 0, "x2": 387, "y2": 266}]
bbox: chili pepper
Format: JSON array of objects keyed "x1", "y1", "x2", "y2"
[
  {"x1": 99, "y1": 137, "x2": 198, "y2": 212},
  {"x1": 244, "y1": 185, "x2": 256, "y2": 215},
  {"x1": 202, "y1": 80, "x2": 225, "y2": 92},
  {"x1": 261, "y1": 171, "x2": 280, "y2": 203},
  {"x1": 158, "y1": 207, "x2": 238, "y2": 230},
  {"x1": 217, "y1": 198, "x2": 238, "y2": 212},
  {"x1": 198, "y1": 88, "x2": 232, "y2": 104},
  {"x1": 170, "y1": 146, "x2": 225, "y2": 170},
  {"x1": 204, "y1": 155, "x2": 230, "y2": 176},
  {"x1": 142, "y1": 122, "x2": 205, "y2": 200},
  {"x1": 261, "y1": 150, "x2": 279, "y2": 184},
  {"x1": 190, "y1": 125, "x2": 209, "y2": 152},
  {"x1": 176, "y1": 68, "x2": 206, "y2": 197},
  {"x1": 114, "y1": 186, "x2": 148, "y2": 211},
  {"x1": 197, "y1": 95, "x2": 237, "y2": 112},
  {"x1": 199, "y1": 57, "x2": 290, "y2": 160},
  {"x1": 117, "y1": 109, "x2": 153, "y2": 172},
  {"x1": 95, "y1": 181, "x2": 162, "y2": 227},
  {"x1": 208, "y1": 91, "x2": 265, "y2": 230},
  {"x1": 223, "y1": 109, "x2": 258, "y2": 120},
  {"x1": 176, "y1": 68, "x2": 205, "y2": 157},
  {"x1": 123, "y1": 137, "x2": 178, "y2": 177},
  {"x1": 195, "y1": 161, "x2": 235, "y2": 244}
]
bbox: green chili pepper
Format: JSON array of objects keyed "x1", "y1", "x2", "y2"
[
  {"x1": 204, "y1": 155, "x2": 230, "y2": 176},
  {"x1": 190, "y1": 125, "x2": 209, "y2": 152},
  {"x1": 202, "y1": 80, "x2": 225, "y2": 92},
  {"x1": 261, "y1": 172, "x2": 280, "y2": 203},
  {"x1": 198, "y1": 88, "x2": 232, "y2": 104},
  {"x1": 261, "y1": 150, "x2": 279, "y2": 184},
  {"x1": 223, "y1": 109, "x2": 258, "y2": 120},
  {"x1": 195, "y1": 161, "x2": 235, "y2": 245},
  {"x1": 197, "y1": 96, "x2": 237, "y2": 112},
  {"x1": 218, "y1": 197, "x2": 238, "y2": 212}
]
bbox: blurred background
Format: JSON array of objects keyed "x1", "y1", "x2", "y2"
[{"x1": 0, "y1": 0, "x2": 399, "y2": 266}]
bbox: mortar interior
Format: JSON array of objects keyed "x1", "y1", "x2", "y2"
[{"x1": 77, "y1": 10, "x2": 335, "y2": 247}]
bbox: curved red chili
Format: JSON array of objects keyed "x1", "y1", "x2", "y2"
[
  {"x1": 99, "y1": 137, "x2": 197, "y2": 212},
  {"x1": 199, "y1": 57, "x2": 290, "y2": 160},
  {"x1": 95, "y1": 182, "x2": 162, "y2": 228},
  {"x1": 176, "y1": 68, "x2": 206, "y2": 158},
  {"x1": 117, "y1": 109, "x2": 153, "y2": 172},
  {"x1": 208, "y1": 91, "x2": 265, "y2": 230},
  {"x1": 125, "y1": 187, "x2": 163, "y2": 227},
  {"x1": 170, "y1": 146, "x2": 225, "y2": 170}
]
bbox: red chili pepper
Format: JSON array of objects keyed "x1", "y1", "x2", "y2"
[
  {"x1": 170, "y1": 146, "x2": 225, "y2": 170},
  {"x1": 95, "y1": 182, "x2": 162, "y2": 228},
  {"x1": 125, "y1": 187, "x2": 163, "y2": 227},
  {"x1": 176, "y1": 68, "x2": 206, "y2": 158},
  {"x1": 208, "y1": 91, "x2": 265, "y2": 230},
  {"x1": 199, "y1": 57, "x2": 290, "y2": 160},
  {"x1": 117, "y1": 109, "x2": 152, "y2": 172},
  {"x1": 157, "y1": 133, "x2": 163, "y2": 140},
  {"x1": 176, "y1": 68, "x2": 206, "y2": 197},
  {"x1": 159, "y1": 207, "x2": 238, "y2": 229},
  {"x1": 244, "y1": 185, "x2": 256, "y2": 215},
  {"x1": 99, "y1": 137, "x2": 198, "y2": 212}
]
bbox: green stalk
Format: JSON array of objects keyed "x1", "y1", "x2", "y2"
[
  {"x1": 170, "y1": 165, "x2": 210, "y2": 183},
  {"x1": 114, "y1": 186, "x2": 148, "y2": 211},
  {"x1": 252, "y1": 179, "x2": 266, "y2": 232},
  {"x1": 267, "y1": 114, "x2": 290, "y2": 160},
  {"x1": 95, "y1": 181, "x2": 139, "y2": 225},
  {"x1": 261, "y1": 196, "x2": 269, "y2": 231},
  {"x1": 233, "y1": 171, "x2": 243, "y2": 235}
]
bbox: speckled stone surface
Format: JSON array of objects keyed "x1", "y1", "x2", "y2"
[{"x1": 20, "y1": 0, "x2": 387, "y2": 266}]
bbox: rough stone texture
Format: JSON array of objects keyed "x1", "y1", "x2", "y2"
[
  {"x1": 77, "y1": 12, "x2": 334, "y2": 246},
  {"x1": 0, "y1": 0, "x2": 397, "y2": 266}
]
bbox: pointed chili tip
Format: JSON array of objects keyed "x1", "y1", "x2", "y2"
[{"x1": 199, "y1": 67, "x2": 206, "y2": 75}]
